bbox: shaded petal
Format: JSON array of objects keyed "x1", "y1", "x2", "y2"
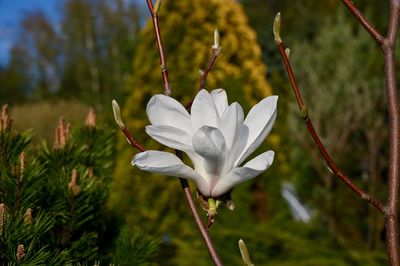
[
  {"x1": 219, "y1": 102, "x2": 244, "y2": 153},
  {"x1": 210, "y1": 89, "x2": 228, "y2": 117},
  {"x1": 191, "y1": 89, "x2": 219, "y2": 131},
  {"x1": 147, "y1": 94, "x2": 192, "y2": 134},
  {"x1": 192, "y1": 126, "x2": 227, "y2": 179},
  {"x1": 132, "y1": 150, "x2": 209, "y2": 194},
  {"x1": 234, "y1": 96, "x2": 278, "y2": 166},
  {"x1": 211, "y1": 151, "x2": 275, "y2": 197},
  {"x1": 146, "y1": 125, "x2": 192, "y2": 151}
]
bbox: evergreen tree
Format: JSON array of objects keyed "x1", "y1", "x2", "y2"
[{"x1": 0, "y1": 105, "x2": 160, "y2": 265}]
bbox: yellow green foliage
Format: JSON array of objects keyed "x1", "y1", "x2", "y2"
[
  {"x1": 11, "y1": 100, "x2": 89, "y2": 143},
  {"x1": 110, "y1": 0, "x2": 273, "y2": 232}
]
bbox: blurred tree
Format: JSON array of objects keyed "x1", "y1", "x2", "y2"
[
  {"x1": 59, "y1": 0, "x2": 140, "y2": 106},
  {"x1": 0, "y1": 46, "x2": 31, "y2": 104},
  {"x1": 288, "y1": 10, "x2": 387, "y2": 253},
  {"x1": 0, "y1": 0, "x2": 140, "y2": 108}
]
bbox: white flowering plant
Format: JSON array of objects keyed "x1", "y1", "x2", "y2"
[{"x1": 132, "y1": 89, "x2": 277, "y2": 214}]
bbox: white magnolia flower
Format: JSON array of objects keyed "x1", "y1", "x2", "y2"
[{"x1": 132, "y1": 89, "x2": 278, "y2": 198}]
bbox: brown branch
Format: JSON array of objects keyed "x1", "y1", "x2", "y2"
[
  {"x1": 275, "y1": 42, "x2": 385, "y2": 214},
  {"x1": 382, "y1": 1, "x2": 400, "y2": 265},
  {"x1": 341, "y1": 0, "x2": 385, "y2": 46},
  {"x1": 199, "y1": 49, "x2": 219, "y2": 92},
  {"x1": 146, "y1": 0, "x2": 171, "y2": 96},
  {"x1": 185, "y1": 30, "x2": 221, "y2": 110},
  {"x1": 276, "y1": 1, "x2": 400, "y2": 263},
  {"x1": 175, "y1": 151, "x2": 223, "y2": 266},
  {"x1": 144, "y1": 2, "x2": 223, "y2": 265}
]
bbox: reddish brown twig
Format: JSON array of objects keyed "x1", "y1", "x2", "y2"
[
  {"x1": 274, "y1": 41, "x2": 385, "y2": 213},
  {"x1": 341, "y1": 0, "x2": 385, "y2": 46},
  {"x1": 145, "y1": 2, "x2": 223, "y2": 265},
  {"x1": 275, "y1": 2, "x2": 400, "y2": 263},
  {"x1": 146, "y1": 0, "x2": 171, "y2": 96},
  {"x1": 342, "y1": 1, "x2": 400, "y2": 264},
  {"x1": 381, "y1": 1, "x2": 400, "y2": 265},
  {"x1": 185, "y1": 30, "x2": 222, "y2": 109}
]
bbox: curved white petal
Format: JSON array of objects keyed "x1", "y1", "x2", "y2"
[
  {"x1": 210, "y1": 89, "x2": 228, "y2": 117},
  {"x1": 219, "y1": 102, "x2": 244, "y2": 153},
  {"x1": 191, "y1": 89, "x2": 220, "y2": 131},
  {"x1": 145, "y1": 125, "x2": 192, "y2": 151},
  {"x1": 192, "y1": 126, "x2": 227, "y2": 180},
  {"x1": 132, "y1": 150, "x2": 209, "y2": 194},
  {"x1": 211, "y1": 151, "x2": 275, "y2": 197},
  {"x1": 234, "y1": 96, "x2": 278, "y2": 166},
  {"x1": 147, "y1": 94, "x2": 192, "y2": 134}
]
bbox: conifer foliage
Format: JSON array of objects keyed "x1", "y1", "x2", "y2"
[{"x1": 0, "y1": 105, "x2": 159, "y2": 265}]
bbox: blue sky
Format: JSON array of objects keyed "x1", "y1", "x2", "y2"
[
  {"x1": 0, "y1": 0, "x2": 146, "y2": 65},
  {"x1": 0, "y1": 0, "x2": 61, "y2": 64}
]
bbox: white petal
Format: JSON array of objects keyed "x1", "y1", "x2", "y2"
[
  {"x1": 147, "y1": 94, "x2": 192, "y2": 134},
  {"x1": 145, "y1": 125, "x2": 192, "y2": 151},
  {"x1": 234, "y1": 96, "x2": 278, "y2": 166},
  {"x1": 211, "y1": 151, "x2": 275, "y2": 197},
  {"x1": 219, "y1": 102, "x2": 244, "y2": 153},
  {"x1": 192, "y1": 126, "x2": 227, "y2": 178},
  {"x1": 191, "y1": 89, "x2": 220, "y2": 131},
  {"x1": 132, "y1": 150, "x2": 209, "y2": 193},
  {"x1": 210, "y1": 88, "x2": 228, "y2": 117}
]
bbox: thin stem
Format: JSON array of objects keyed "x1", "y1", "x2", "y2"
[
  {"x1": 144, "y1": 2, "x2": 223, "y2": 265},
  {"x1": 176, "y1": 151, "x2": 223, "y2": 266},
  {"x1": 118, "y1": 125, "x2": 223, "y2": 265},
  {"x1": 383, "y1": 1, "x2": 400, "y2": 264},
  {"x1": 185, "y1": 48, "x2": 220, "y2": 109},
  {"x1": 341, "y1": 0, "x2": 385, "y2": 46},
  {"x1": 275, "y1": 42, "x2": 385, "y2": 213},
  {"x1": 122, "y1": 127, "x2": 145, "y2": 152},
  {"x1": 146, "y1": 0, "x2": 171, "y2": 96},
  {"x1": 199, "y1": 49, "x2": 219, "y2": 91}
]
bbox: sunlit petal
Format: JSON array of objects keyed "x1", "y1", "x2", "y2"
[
  {"x1": 210, "y1": 88, "x2": 228, "y2": 117},
  {"x1": 211, "y1": 151, "x2": 275, "y2": 197},
  {"x1": 192, "y1": 126, "x2": 227, "y2": 179},
  {"x1": 234, "y1": 96, "x2": 278, "y2": 166},
  {"x1": 191, "y1": 89, "x2": 220, "y2": 131},
  {"x1": 132, "y1": 150, "x2": 209, "y2": 193},
  {"x1": 146, "y1": 125, "x2": 192, "y2": 151},
  {"x1": 219, "y1": 102, "x2": 244, "y2": 153},
  {"x1": 147, "y1": 94, "x2": 192, "y2": 134}
]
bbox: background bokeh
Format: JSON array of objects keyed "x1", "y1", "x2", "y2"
[{"x1": 0, "y1": 0, "x2": 394, "y2": 265}]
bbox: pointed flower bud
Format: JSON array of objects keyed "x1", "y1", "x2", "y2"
[
  {"x1": 239, "y1": 239, "x2": 254, "y2": 266},
  {"x1": 273, "y1": 12, "x2": 282, "y2": 44},
  {"x1": 213, "y1": 29, "x2": 220, "y2": 50},
  {"x1": 112, "y1": 100, "x2": 125, "y2": 129}
]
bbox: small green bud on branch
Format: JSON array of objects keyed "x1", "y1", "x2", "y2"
[
  {"x1": 239, "y1": 239, "x2": 254, "y2": 266},
  {"x1": 285, "y1": 48, "x2": 291, "y2": 59},
  {"x1": 153, "y1": 0, "x2": 162, "y2": 14},
  {"x1": 112, "y1": 100, "x2": 125, "y2": 129},
  {"x1": 273, "y1": 12, "x2": 282, "y2": 44}
]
